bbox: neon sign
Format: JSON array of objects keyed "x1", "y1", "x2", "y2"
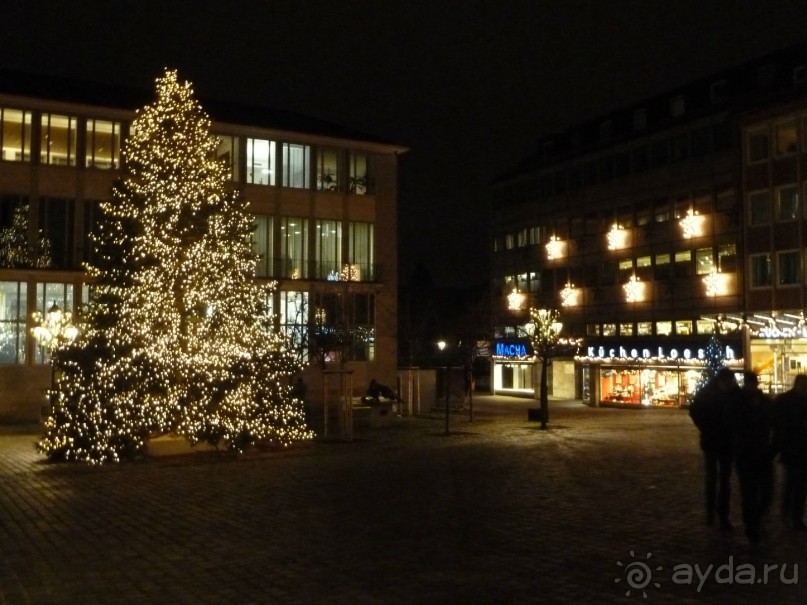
[{"x1": 495, "y1": 341, "x2": 530, "y2": 357}]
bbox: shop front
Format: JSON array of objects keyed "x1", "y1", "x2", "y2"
[
  {"x1": 491, "y1": 338, "x2": 535, "y2": 396},
  {"x1": 749, "y1": 325, "x2": 807, "y2": 394},
  {"x1": 576, "y1": 337, "x2": 744, "y2": 408}
]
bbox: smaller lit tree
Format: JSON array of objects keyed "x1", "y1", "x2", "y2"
[{"x1": 528, "y1": 307, "x2": 563, "y2": 430}]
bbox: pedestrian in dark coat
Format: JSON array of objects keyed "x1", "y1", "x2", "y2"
[
  {"x1": 727, "y1": 371, "x2": 774, "y2": 542},
  {"x1": 689, "y1": 367, "x2": 738, "y2": 530},
  {"x1": 773, "y1": 374, "x2": 807, "y2": 531}
]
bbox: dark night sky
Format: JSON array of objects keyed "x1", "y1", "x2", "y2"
[{"x1": 4, "y1": 1, "x2": 807, "y2": 286}]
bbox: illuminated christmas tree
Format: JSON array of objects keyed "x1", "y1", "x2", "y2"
[{"x1": 39, "y1": 70, "x2": 312, "y2": 463}]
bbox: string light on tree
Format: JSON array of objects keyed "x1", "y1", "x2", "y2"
[{"x1": 38, "y1": 69, "x2": 313, "y2": 464}]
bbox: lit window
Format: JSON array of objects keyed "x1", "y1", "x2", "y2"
[
  {"x1": 676, "y1": 320, "x2": 692, "y2": 335},
  {"x1": 696, "y1": 248, "x2": 714, "y2": 275},
  {"x1": 348, "y1": 221, "x2": 374, "y2": 281},
  {"x1": 316, "y1": 219, "x2": 342, "y2": 280},
  {"x1": 214, "y1": 134, "x2": 240, "y2": 182},
  {"x1": 637, "y1": 322, "x2": 652, "y2": 336},
  {"x1": 247, "y1": 138, "x2": 276, "y2": 185},
  {"x1": 602, "y1": 323, "x2": 616, "y2": 336},
  {"x1": 656, "y1": 321, "x2": 672, "y2": 336},
  {"x1": 253, "y1": 215, "x2": 273, "y2": 277},
  {"x1": 619, "y1": 323, "x2": 634, "y2": 336},
  {"x1": 0, "y1": 281, "x2": 25, "y2": 364},
  {"x1": 282, "y1": 143, "x2": 311, "y2": 189},
  {"x1": 349, "y1": 151, "x2": 369, "y2": 194},
  {"x1": 317, "y1": 148, "x2": 339, "y2": 192},
  {"x1": 0, "y1": 108, "x2": 32, "y2": 162},
  {"x1": 280, "y1": 216, "x2": 308, "y2": 279},
  {"x1": 85, "y1": 119, "x2": 120, "y2": 169},
  {"x1": 40, "y1": 114, "x2": 77, "y2": 166}
]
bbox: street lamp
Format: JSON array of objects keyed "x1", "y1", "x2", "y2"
[
  {"x1": 31, "y1": 301, "x2": 79, "y2": 415},
  {"x1": 32, "y1": 302, "x2": 79, "y2": 352},
  {"x1": 528, "y1": 308, "x2": 563, "y2": 430},
  {"x1": 436, "y1": 340, "x2": 450, "y2": 435}
]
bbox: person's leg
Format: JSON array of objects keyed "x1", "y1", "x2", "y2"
[
  {"x1": 792, "y1": 466, "x2": 807, "y2": 529},
  {"x1": 717, "y1": 451, "x2": 733, "y2": 528},
  {"x1": 703, "y1": 450, "x2": 718, "y2": 525}
]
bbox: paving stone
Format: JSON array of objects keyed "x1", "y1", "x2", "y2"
[{"x1": 0, "y1": 397, "x2": 806, "y2": 603}]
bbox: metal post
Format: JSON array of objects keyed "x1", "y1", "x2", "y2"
[{"x1": 444, "y1": 366, "x2": 451, "y2": 435}]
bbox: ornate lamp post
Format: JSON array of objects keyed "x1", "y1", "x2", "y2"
[
  {"x1": 31, "y1": 301, "x2": 79, "y2": 414},
  {"x1": 528, "y1": 307, "x2": 563, "y2": 430}
]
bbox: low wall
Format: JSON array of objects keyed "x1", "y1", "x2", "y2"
[{"x1": 0, "y1": 366, "x2": 50, "y2": 424}]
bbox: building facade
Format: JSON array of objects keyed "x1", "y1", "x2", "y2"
[
  {"x1": 0, "y1": 71, "x2": 405, "y2": 422},
  {"x1": 491, "y1": 43, "x2": 807, "y2": 405}
]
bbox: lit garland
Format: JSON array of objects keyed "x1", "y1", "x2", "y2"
[{"x1": 38, "y1": 70, "x2": 314, "y2": 464}]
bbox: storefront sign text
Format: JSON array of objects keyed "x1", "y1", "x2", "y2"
[
  {"x1": 757, "y1": 326, "x2": 807, "y2": 339},
  {"x1": 495, "y1": 342, "x2": 529, "y2": 357},
  {"x1": 585, "y1": 345, "x2": 736, "y2": 362}
]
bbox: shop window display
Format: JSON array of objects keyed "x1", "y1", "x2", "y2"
[{"x1": 600, "y1": 366, "x2": 699, "y2": 407}]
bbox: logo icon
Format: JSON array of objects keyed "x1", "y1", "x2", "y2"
[{"x1": 615, "y1": 551, "x2": 662, "y2": 598}]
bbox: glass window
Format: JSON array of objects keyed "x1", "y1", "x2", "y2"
[
  {"x1": 348, "y1": 221, "x2": 373, "y2": 281},
  {"x1": 654, "y1": 253, "x2": 671, "y2": 280},
  {"x1": 0, "y1": 281, "x2": 25, "y2": 364},
  {"x1": 775, "y1": 120, "x2": 798, "y2": 156},
  {"x1": 317, "y1": 148, "x2": 339, "y2": 191},
  {"x1": 750, "y1": 253, "x2": 772, "y2": 287},
  {"x1": 0, "y1": 108, "x2": 32, "y2": 162},
  {"x1": 718, "y1": 244, "x2": 737, "y2": 272},
  {"x1": 637, "y1": 322, "x2": 652, "y2": 336},
  {"x1": 349, "y1": 151, "x2": 369, "y2": 194},
  {"x1": 350, "y1": 293, "x2": 375, "y2": 361},
  {"x1": 282, "y1": 143, "x2": 311, "y2": 189},
  {"x1": 656, "y1": 321, "x2": 673, "y2": 336},
  {"x1": 280, "y1": 217, "x2": 308, "y2": 279},
  {"x1": 619, "y1": 323, "x2": 634, "y2": 336},
  {"x1": 280, "y1": 291, "x2": 308, "y2": 365},
  {"x1": 247, "y1": 138, "x2": 276, "y2": 185},
  {"x1": 34, "y1": 282, "x2": 75, "y2": 364},
  {"x1": 214, "y1": 134, "x2": 240, "y2": 182},
  {"x1": 40, "y1": 114, "x2": 77, "y2": 166},
  {"x1": 674, "y1": 250, "x2": 692, "y2": 277},
  {"x1": 749, "y1": 191, "x2": 771, "y2": 226},
  {"x1": 748, "y1": 128, "x2": 769, "y2": 163},
  {"x1": 85, "y1": 119, "x2": 121, "y2": 169},
  {"x1": 777, "y1": 186, "x2": 800, "y2": 221},
  {"x1": 602, "y1": 323, "x2": 616, "y2": 336},
  {"x1": 697, "y1": 320, "x2": 716, "y2": 335},
  {"x1": 253, "y1": 215, "x2": 273, "y2": 277},
  {"x1": 39, "y1": 198, "x2": 76, "y2": 270},
  {"x1": 696, "y1": 248, "x2": 714, "y2": 275},
  {"x1": 676, "y1": 320, "x2": 692, "y2": 335},
  {"x1": 778, "y1": 250, "x2": 801, "y2": 286},
  {"x1": 316, "y1": 219, "x2": 342, "y2": 280},
  {"x1": 586, "y1": 324, "x2": 601, "y2": 336}
]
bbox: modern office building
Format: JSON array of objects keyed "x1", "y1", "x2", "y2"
[
  {"x1": 491, "y1": 42, "x2": 807, "y2": 404},
  {"x1": 0, "y1": 70, "x2": 406, "y2": 423}
]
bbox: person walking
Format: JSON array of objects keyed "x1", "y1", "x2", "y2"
[
  {"x1": 773, "y1": 374, "x2": 807, "y2": 531},
  {"x1": 727, "y1": 371, "x2": 774, "y2": 543},
  {"x1": 689, "y1": 367, "x2": 738, "y2": 530}
]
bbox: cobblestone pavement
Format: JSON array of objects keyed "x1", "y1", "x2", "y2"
[{"x1": 1, "y1": 396, "x2": 806, "y2": 604}]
